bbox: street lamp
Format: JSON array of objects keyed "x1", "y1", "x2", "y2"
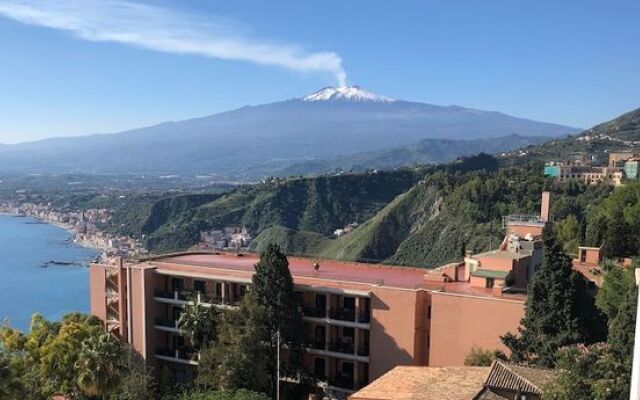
[{"x1": 273, "y1": 330, "x2": 280, "y2": 400}]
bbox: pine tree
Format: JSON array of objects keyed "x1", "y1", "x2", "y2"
[{"x1": 502, "y1": 230, "x2": 604, "y2": 367}]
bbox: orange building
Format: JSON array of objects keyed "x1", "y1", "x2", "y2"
[
  {"x1": 90, "y1": 194, "x2": 553, "y2": 397},
  {"x1": 90, "y1": 253, "x2": 531, "y2": 395}
]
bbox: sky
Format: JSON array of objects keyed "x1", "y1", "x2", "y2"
[{"x1": 0, "y1": 0, "x2": 638, "y2": 144}]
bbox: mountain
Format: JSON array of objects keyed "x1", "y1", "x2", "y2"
[
  {"x1": 275, "y1": 134, "x2": 548, "y2": 176},
  {"x1": 504, "y1": 107, "x2": 640, "y2": 164},
  {"x1": 0, "y1": 86, "x2": 579, "y2": 177}
]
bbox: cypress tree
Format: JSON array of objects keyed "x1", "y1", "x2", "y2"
[{"x1": 502, "y1": 229, "x2": 605, "y2": 367}]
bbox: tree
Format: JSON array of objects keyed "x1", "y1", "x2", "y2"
[
  {"x1": 109, "y1": 345, "x2": 157, "y2": 400},
  {"x1": 75, "y1": 332, "x2": 125, "y2": 399},
  {"x1": 0, "y1": 351, "x2": 20, "y2": 398},
  {"x1": 250, "y1": 244, "x2": 308, "y2": 396},
  {"x1": 502, "y1": 230, "x2": 605, "y2": 367},
  {"x1": 596, "y1": 261, "x2": 635, "y2": 320},
  {"x1": 196, "y1": 295, "x2": 270, "y2": 393},
  {"x1": 463, "y1": 346, "x2": 506, "y2": 366},
  {"x1": 544, "y1": 266, "x2": 637, "y2": 400},
  {"x1": 196, "y1": 245, "x2": 308, "y2": 397},
  {"x1": 179, "y1": 296, "x2": 218, "y2": 351},
  {"x1": 173, "y1": 388, "x2": 270, "y2": 400}
]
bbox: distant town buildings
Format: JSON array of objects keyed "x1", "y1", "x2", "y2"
[
  {"x1": 543, "y1": 151, "x2": 640, "y2": 186},
  {"x1": 0, "y1": 201, "x2": 147, "y2": 258},
  {"x1": 198, "y1": 226, "x2": 252, "y2": 250}
]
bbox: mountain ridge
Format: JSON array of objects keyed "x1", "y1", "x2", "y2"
[{"x1": 0, "y1": 86, "x2": 579, "y2": 177}]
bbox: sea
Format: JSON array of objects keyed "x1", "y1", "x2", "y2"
[{"x1": 0, "y1": 214, "x2": 99, "y2": 331}]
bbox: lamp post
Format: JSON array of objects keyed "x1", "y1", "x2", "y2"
[
  {"x1": 273, "y1": 330, "x2": 280, "y2": 400},
  {"x1": 629, "y1": 269, "x2": 640, "y2": 400}
]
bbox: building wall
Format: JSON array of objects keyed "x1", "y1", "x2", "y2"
[
  {"x1": 369, "y1": 287, "x2": 426, "y2": 379},
  {"x1": 428, "y1": 292, "x2": 524, "y2": 366},
  {"x1": 89, "y1": 264, "x2": 107, "y2": 324}
]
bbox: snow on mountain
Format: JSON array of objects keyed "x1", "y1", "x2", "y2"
[{"x1": 302, "y1": 86, "x2": 395, "y2": 102}]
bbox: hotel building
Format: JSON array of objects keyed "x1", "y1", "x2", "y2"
[{"x1": 90, "y1": 194, "x2": 552, "y2": 397}]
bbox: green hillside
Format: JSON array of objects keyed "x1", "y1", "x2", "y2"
[
  {"x1": 250, "y1": 165, "x2": 612, "y2": 267},
  {"x1": 142, "y1": 168, "x2": 428, "y2": 252},
  {"x1": 503, "y1": 107, "x2": 640, "y2": 165}
]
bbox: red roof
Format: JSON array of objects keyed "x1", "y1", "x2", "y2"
[{"x1": 156, "y1": 252, "x2": 430, "y2": 290}]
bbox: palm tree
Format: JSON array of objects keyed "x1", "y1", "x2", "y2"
[
  {"x1": 178, "y1": 296, "x2": 218, "y2": 351},
  {"x1": 75, "y1": 332, "x2": 124, "y2": 399}
]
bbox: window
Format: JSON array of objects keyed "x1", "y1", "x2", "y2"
[
  {"x1": 193, "y1": 280, "x2": 206, "y2": 293},
  {"x1": 171, "y1": 277, "x2": 184, "y2": 291},
  {"x1": 427, "y1": 305, "x2": 431, "y2": 319},
  {"x1": 486, "y1": 278, "x2": 495, "y2": 288}
]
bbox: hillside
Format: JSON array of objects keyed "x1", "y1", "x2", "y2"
[
  {"x1": 0, "y1": 86, "x2": 577, "y2": 178},
  {"x1": 503, "y1": 107, "x2": 640, "y2": 164},
  {"x1": 251, "y1": 165, "x2": 613, "y2": 267},
  {"x1": 276, "y1": 134, "x2": 547, "y2": 176},
  {"x1": 139, "y1": 168, "x2": 428, "y2": 252}
]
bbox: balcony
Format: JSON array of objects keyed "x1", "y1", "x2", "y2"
[
  {"x1": 155, "y1": 347, "x2": 199, "y2": 365},
  {"x1": 155, "y1": 318, "x2": 181, "y2": 330},
  {"x1": 308, "y1": 338, "x2": 326, "y2": 350},
  {"x1": 154, "y1": 289, "x2": 188, "y2": 302},
  {"x1": 357, "y1": 345, "x2": 370, "y2": 357},
  {"x1": 303, "y1": 306, "x2": 326, "y2": 318},
  {"x1": 329, "y1": 341, "x2": 355, "y2": 355},
  {"x1": 330, "y1": 307, "x2": 355, "y2": 322},
  {"x1": 357, "y1": 312, "x2": 370, "y2": 324}
]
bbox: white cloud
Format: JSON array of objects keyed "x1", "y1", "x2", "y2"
[{"x1": 0, "y1": 0, "x2": 348, "y2": 86}]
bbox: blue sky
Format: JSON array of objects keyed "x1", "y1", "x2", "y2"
[{"x1": 0, "y1": 0, "x2": 638, "y2": 143}]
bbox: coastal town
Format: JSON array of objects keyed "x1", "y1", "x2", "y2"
[{"x1": 0, "y1": 201, "x2": 147, "y2": 259}]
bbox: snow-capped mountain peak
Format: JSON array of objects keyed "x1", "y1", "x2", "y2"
[{"x1": 302, "y1": 86, "x2": 395, "y2": 103}]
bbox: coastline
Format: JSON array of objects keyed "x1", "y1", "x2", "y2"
[{"x1": 0, "y1": 211, "x2": 108, "y2": 257}]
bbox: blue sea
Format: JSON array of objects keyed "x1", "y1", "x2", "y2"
[{"x1": 0, "y1": 214, "x2": 99, "y2": 331}]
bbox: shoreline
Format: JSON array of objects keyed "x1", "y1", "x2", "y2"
[{"x1": 0, "y1": 211, "x2": 108, "y2": 257}]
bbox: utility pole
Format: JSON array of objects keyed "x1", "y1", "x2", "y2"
[
  {"x1": 630, "y1": 269, "x2": 640, "y2": 400},
  {"x1": 273, "y1": 330, "x2": 280, "y2": 400}
]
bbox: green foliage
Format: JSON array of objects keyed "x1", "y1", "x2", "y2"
[
  {"x1": 585, "y1": 182, "x2": 640, "y2": 258},
  {"x1": 172, "y1": 388, "x2": 269, "y2": 400},
  {"x1": 502, "y1": 231, "x2": 606, "y2": 367},
  {"x1": 0, "y1": 313, "x2": 155, "y2": 400},
  {"x1": 76, "y1": 332, "x2": 126, "y2": 398},
  {"x1": 542, "y1": 265, "x2": 637, "y2": 399},
  {"x1": 178, "y1": 296, "x2": 218, "y2": 351},
  {"x1": 139, "y1": 168, "x2": 425, "y2": 252},
  {"x1": 544, "y1": 343, "x2": 628, "y2": 400},
  {"x1": 463, "y1": 347, "x2": 506, "y2": 366},
  {"x1": 109, "y1": 345, "x2": 157, "y2": 400},
  {"x1": 554, "y1": 215, "x2": 581, "y2": 255},
  {"x1": 196, "y1": 246, "x2": 307, "y2": 398},
  {"x1": 595, "y1": 263, "x2": 635, "y2": 320}
]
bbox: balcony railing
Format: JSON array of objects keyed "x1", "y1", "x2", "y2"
[
  {"x1": 156, "y1": 347, "x2": 199, "y2": 362},
  {"x1": 329, "y1": 307, "x2": 355, "y2": 322},
  {"x1": 154, "y1": 289, "x2": 189, "y2": 301},
  {"x1": 155, "y1": 318, "x2": 180, "y2": 329},
  {"x1": 308, "y1": 338, "x2": 326, "y2": 350},
  {"x1": 303, "y1": 306, "x2": 326, "y2": 318},
  {"x1": 357, "y1": 345, "x2": 370, "y2": 357},
  {"x1": 328, "y1": 341, "x2": 354, "y2": 355},
  {"x1": 357, "y1": 312, "x2": 371, "y2": 324}
]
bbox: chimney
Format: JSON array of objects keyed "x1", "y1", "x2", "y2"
[{"x1": 540, "y1": 191, "x2": 551, "y2": 222}]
